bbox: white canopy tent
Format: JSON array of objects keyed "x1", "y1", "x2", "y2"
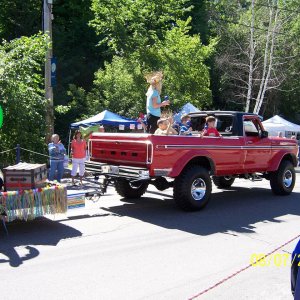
[{"x1": 262, "y1": 115, "x2": 300, "y2": 138}]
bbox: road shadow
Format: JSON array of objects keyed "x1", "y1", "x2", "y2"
[
  {"x1": 0, "y1": 217, "x2": 82, "y2": 268},
  {"x1": 102, "y1": 186, "x2": 300, "y2": 236}
]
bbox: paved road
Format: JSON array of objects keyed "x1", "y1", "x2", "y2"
[{"x1": 1, "y1": 174, "x2": 300, "y2": 300}]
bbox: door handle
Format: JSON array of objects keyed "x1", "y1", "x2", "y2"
[{"x1": 247, "y1": 141, "x2": 253, "y2": 144}]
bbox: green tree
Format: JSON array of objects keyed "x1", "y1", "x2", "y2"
[
  {"x1": 0, "y1": 0, "x2": 41, "y2": 41},
  {"x1": 53, "y1": 0, "x2": 105, "y2": 99},
  {"x1": 90, "y1": 0, "x2": 190, "y2": 54},
  {"x1": 87, "y1": 56, "x2": 145, "y2": 117},
  {"x1": 187, "y1": 0, "x2": 209, "y2": 43},
  {"x1": 277, "y1": 0, "x2": 300, "y2": 121},
  {"x1": 87, "y1": 19, "x2": 215, "y2": 117},
  {"x1": 52, "y1": 0, "x2": 107, "y2": 138},
  {"x1": 154, "y1": 19, "x2": 216, "y2": 109},
  {"x1": 0, "y1": 33, "x2": 49, "y2": 165},
  {"x1": 209, "y1": 0, "x2": 300, "y2": 118}
]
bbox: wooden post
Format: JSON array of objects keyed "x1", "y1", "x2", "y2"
[
  {"x1": 43, "y1": 0, "x2": 54, "y2": 142},
  {"x1": 16, "y1": 144, "x2": 20, "y2": 164}
]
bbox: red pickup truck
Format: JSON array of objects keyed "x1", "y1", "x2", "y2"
[{"x1": 86, "y1": 111, "x2": 299, "y2": 211}]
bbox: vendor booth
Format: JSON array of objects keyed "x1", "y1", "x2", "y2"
[
  {"x1": 173, "y1": 103, "x2": 200, "y2": 123},
  {"x1": 70, "y1": 109, "x2": 139, "y2": 129},
  {"x1": 262, "y1": 115, "x2": 300, "y2": 138},
  {"x1": 68, "y1": 110, "x2": 140, "y2": 154}
]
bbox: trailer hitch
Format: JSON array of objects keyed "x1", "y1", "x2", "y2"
[{"x1": 85, "y1": 177, "x2": 110, "y2": 202}]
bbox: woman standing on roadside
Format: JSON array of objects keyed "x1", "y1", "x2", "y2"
[
  {"x1": 145, "y1": 72, "x2": 170, "y2": 134},
  {"x1": 71, "y1": 130, "x2": 87, "y2": 186},
  {"x1": 48, "y1": 134, "x2": 66, "y2": 182}
]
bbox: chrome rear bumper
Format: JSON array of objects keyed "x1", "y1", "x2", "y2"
[{"x1": 85, "y1": 161, "x2": 150, "y2": 180}]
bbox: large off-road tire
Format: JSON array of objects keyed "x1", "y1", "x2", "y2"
[
  {"x1": 115, "y1": 179, "x2": 148, "y2": 199},
  {"x1": 291, "y1": 259, "x2": 300, "y2": 296},
  {"x1": 173, "y1": 166, "x2": 212, "y2": 211},
  {"x1": 270, "y1": 160, "x2": 296, "y2": 195},
  {"x1": 212, "y1": 176, "x2": 235, "y2": 188}
]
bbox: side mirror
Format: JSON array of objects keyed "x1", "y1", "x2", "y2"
[{"x1": 261, "y1": 130, "x2": 268, "y2": 138}]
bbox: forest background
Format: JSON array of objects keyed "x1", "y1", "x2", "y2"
[{"x1": 0, "y1": 0, "x2": 299, "y2": 163}]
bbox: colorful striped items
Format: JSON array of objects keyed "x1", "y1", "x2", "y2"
[
  {"x1": 0, "y1": 185, "x2": 67, "y2": 222},
  {"x1": 67, "y1": 192, "x2": 85, "y2": 209}
]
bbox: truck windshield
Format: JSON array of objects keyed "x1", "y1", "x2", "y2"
[
  {"x1": 215, "y1": 116, "x2": 234, "y2": 136},
  {"x1": 190, "y1": 115, "x2": 234, "y2": 136}
]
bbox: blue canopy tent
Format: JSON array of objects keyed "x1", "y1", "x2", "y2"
[
  {"x1": 173, "y1": 103, "x2": 200, "y2": 123},
  {"x1": 70, "y1": 109, "x2": 139, "y2": 128},
  {"x1": 68, "y1": 110, "x2": 139, "y2": 155}
]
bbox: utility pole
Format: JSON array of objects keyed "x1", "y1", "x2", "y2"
[{"x1": 43, "y1": 0, "x2": 54, "y2": 142}]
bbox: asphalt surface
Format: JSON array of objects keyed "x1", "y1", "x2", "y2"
[{"x1": 0, "y1": 173, "x2": 300, "y2": 300}]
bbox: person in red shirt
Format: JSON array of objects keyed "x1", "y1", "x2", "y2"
[
  {"x1": 71, "y1": 130, "x2": 87, "y2": 185},
  {"x1": 202, "y1": 116, "x2": 220, "y2": 137}
]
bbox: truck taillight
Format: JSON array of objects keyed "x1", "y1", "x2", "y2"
[
  {"x1": 89, "y1": 140, "x2": 92, "y2": 157},
  {"x1": 146, "y1": 142, "x2": 153, "y2": 164}
]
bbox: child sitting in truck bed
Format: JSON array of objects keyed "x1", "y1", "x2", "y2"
[
  {"x1": 180, "y1": 114, "x2": 193, "y2": 136},
  {"x1": 154, "y1": 118, "x2": 178, "y2": 135},
  {"x1": 202, "y1": 116, "x2": 220, "y2": 137}
]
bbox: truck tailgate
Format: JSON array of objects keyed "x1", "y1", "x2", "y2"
[{"x1": 89, "y1": 133, "x2": 152, "y2": 167}]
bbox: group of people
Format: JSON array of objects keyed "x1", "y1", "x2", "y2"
[
  {"x1": 153, "y1": 114, "x2": 220, "y2": 137},
  {"x1": 48, "y1": 130, "x2": 87, "y2": 185},
  {"x1": 145, "y1": 72, "x2": 220, "y2": 137}
]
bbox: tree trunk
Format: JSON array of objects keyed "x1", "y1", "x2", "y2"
[
  {"x1": 245, "y1": 0, "x2": 255, "y2": 113},
  {"x1": 253, "y1": 5, "x2": 274, "y2": 114},
  {"x1": 255, "y1": 7, "x2": 279, "y2": 114}
]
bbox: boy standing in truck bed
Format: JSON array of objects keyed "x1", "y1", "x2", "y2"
[
  {"x1": 202, "y1": 116, "x2": 220, "y2": 137},
  {"x1": 154, "y1": 118, "x2": 178, "y2": 135},
  {"x1": 180, "y1": 114, "x2": 193, "y2": 136}
]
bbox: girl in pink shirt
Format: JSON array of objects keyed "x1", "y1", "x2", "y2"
[{"x1": 71, "y1": 130, "x2": 87, "y2": 185}]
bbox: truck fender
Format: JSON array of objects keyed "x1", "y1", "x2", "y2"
[
  {"x1": 168, "y1": 151, "x2": 216, "y2": 177},
  {"x1": 267, "y1": 151, "x2": 298, "y2": 172}
]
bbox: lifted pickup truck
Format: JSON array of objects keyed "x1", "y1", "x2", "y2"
[{"x1": 86, "y1": 111, "x2": 299, "y2": 211}]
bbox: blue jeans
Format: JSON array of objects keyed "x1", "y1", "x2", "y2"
[{"x1": 49, "y1": 160, "x2": 64, "y2": 182}]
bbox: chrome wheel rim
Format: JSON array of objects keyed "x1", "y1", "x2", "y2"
[
  {"x1": 129, "y1": 182, "x2": 143, "y2": 189},
  {"x1": 191, "y1": 178, "x2": 206, "y2": 201},
  {"x1": 283, "y1": 170, "x2": 293, "y2": 188}
]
